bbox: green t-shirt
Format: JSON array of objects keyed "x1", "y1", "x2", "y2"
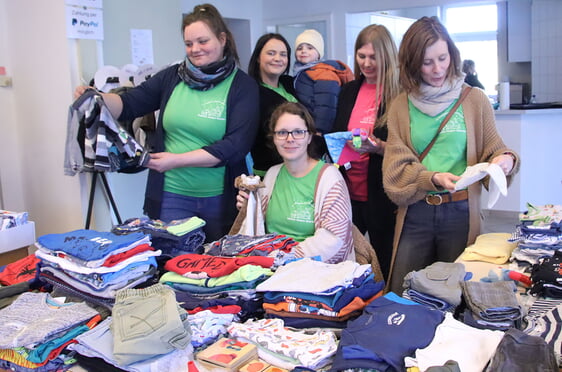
[
  {"x1": 265, "y1": 161, "x2": 324, "y2": 242},
  {"x1": 409, "y1": 99, "x2": 467, "y2": 176},
  {"x1": 261, "y1": 82, "x2": 298, "y2": 102},
  {"x1": 162, "y1": 71, "x2": 235, "y2": 197}
]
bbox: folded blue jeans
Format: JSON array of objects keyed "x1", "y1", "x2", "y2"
[{"x1": 111, "y1": 283, "x2": 191, "y2": 365}]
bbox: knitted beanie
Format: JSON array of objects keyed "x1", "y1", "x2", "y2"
[{"x1": 295, "y1": 29, "x2": 324, "y2": 59}]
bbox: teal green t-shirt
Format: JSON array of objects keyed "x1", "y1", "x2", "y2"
[
  {"x1": 261, "y1": 82, "x2": 298, "y2": 102},
  {"x1": 265, "y1": 161, "x2": 324, "y2": 242},
  {"x1": 409, "y1": 99, "x2": 467, "y2": 176},
  {"x1": 162, "y1": 71, "x2": 235, "y2": 197}
]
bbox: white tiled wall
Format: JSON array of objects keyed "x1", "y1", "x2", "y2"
[{"x1": 531, "y1": 0, "x2": 562, "y2": 102}]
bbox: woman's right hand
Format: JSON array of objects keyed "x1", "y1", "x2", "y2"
[
  {"x1": 236, "y1": 190, "x2": 249, "y2": 210},
  {"x1": 431, "y1": 172, "x2": 461, "y2": 192},
  {"x1": 74, "y1": 85, "x2": 94, "y2": 100},
  {"x1": 73, "y1": 88, "x2": 124, "y2": 119}
]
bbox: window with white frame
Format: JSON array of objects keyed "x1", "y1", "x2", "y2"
[{"x1": 444, "y1": 3, "x2": 498, "y2": 96}]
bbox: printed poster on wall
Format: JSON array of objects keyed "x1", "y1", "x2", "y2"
[
  {"x1": 130, "y1": 29, "x2": 154, "y2": 66},
  {"x1": 65, "y1": 4, "x2": 103, "y2": 40}
]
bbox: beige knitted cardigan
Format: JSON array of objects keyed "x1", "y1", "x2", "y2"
[{"x1": 382, "y1": 85, "x2": 520, "y2": 285}]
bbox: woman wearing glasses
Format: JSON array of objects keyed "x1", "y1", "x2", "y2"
[{"x1": 237, "y1": 102, "x2": 354, "y2": 264}]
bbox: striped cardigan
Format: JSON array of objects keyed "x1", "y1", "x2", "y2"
[{"x1": 259, "y1": 163, "x2": 354, "y2": 263}]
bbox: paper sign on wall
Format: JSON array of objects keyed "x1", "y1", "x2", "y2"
[
  {"x1": 131, "y1": 29, "x2": 154, "y2": 66},
  {"x1": 66, "y1": 5, "x2": 103, "y2": 40}
]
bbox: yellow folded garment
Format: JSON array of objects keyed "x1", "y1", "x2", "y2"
[{"x1": 460, "y1": 233, "x2": 516, "y2": 264}]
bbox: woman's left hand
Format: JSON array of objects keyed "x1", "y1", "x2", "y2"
[
  {"x1": 490, "y1": 153, "x2": 515, "y2": 175},
  {"x1": 146, "y1": 152, "x2": 183, "y2": 173}
]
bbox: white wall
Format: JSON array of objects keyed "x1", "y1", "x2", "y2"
[
  {"x1": 532, "y1": 0, "x2": 562, "y2": 102},
  {"x1": 0, "y1": 2, "x2": 23, "y2": 211},
  {"x1": 103, "y1": 0, "x2": 184, "y2": 74},
  {"x1": 0, "y1": 0, "x2": 83, "y2": 237}
]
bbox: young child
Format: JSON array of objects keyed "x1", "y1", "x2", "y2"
[{"x1": 293, "y1": 29, "x2": 354, "y2": 136}]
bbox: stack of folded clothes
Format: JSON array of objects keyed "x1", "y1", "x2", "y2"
[
  {"x1": 35, "y1": 229, "x2": 161, "y2": 308},
  {"x1": 401, "y1": 261, "x2": 468, "y2": 312},
  {"x1": 530, "y1": 250, "x2": 562, "y2": 298},
  {"x1": 460, "y1": 280, "x2": 522, "y2": 330},
  {"x1": 68, "y1": 283, "x2": 194, "y2": 371},
  {"x1": 461, "y1": 233, "x2": 518, "y2": 265},
  {"x1": 0, "y1": 291, "x2": 101, "y2": 371},
  {"x1": 509, "y1": 203, "x2": 562, "y2": 269},
  {"x1": 331, "y1": 292, "x2": 445, "y2": 372},
  {"x1": 404, "y1": 312, "x2": 505, "y2": 372},
  {"x1": 255, "y1": 257, "x2": 384, "y2": 329},
  {"x1": 159, "y1": 253, "x2": 277, "y2": 327},
  {"x1": 206, "y1": 233, "x2": 298, "y2": 258},
  {"x1": 112, "y1": 216, "x2": 206, "y2": 257},
  {"x1": 522, "y1": 298, "x2": 562, "y2": 365},
  {"x1": 227, "y1": 317, "x2": 339, "y2": 370},
  {"x1": 502, "y1": 203, "x2": 562, "y2": 297}
]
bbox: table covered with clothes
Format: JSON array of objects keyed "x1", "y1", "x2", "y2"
[{"x1": 0, "y1": 204, "x2": 561, "y2": 371}]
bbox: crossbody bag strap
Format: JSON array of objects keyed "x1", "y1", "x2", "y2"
[{"x1": 419, "y1": 86, "x2": 472, "y2": 162}]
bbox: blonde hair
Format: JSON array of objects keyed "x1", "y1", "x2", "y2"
[{"x1": 353, "y1": 24, "x2": 400, "y2": 127}]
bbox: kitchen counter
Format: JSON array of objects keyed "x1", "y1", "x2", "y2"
[
  {"x1": 495, "y1": 108, "x2": 562, "y2": 115},
  {"x1": 481, "y1": 109, "x2": 562, "y2": 213}
]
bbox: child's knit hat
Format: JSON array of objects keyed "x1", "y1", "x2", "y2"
[{"x1": 295, "y1": 29, "x2": 324, "y2": 59}]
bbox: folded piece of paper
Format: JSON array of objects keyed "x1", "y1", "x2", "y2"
[{"x1": 454, "y1": 163, "x2": 507, "y2": 208}]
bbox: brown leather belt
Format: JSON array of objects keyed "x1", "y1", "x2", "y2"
[{"x1": 425, "y1": 189, "x2": 468, "y2": 206}]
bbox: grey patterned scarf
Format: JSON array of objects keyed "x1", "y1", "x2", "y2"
[
  {"x1": 177, "y1": 53, "x2": 236, "y2": 91},
  {"x1": 409, "y1": 74, "x2": 466, "y2": 116}
]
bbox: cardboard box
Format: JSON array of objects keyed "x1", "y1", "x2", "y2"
[
  {"x1": 196, "y1": 337, "x2": 257, "y2": 372},
  {"x1": 0, "y1": 221, "x2": 35, "y2": 257}
]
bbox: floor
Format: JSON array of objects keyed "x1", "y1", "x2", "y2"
[{"x1": 481, "y1": 209, "x2": 520, "y2": 234}]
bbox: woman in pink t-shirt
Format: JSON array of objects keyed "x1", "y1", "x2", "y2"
[{"x1": 331, "y1": 24, "x2": 400, "y2": 281}]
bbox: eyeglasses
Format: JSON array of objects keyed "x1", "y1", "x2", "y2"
[{"x1": 273, "y1": 129, "x2": 308, "y2": 140}]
